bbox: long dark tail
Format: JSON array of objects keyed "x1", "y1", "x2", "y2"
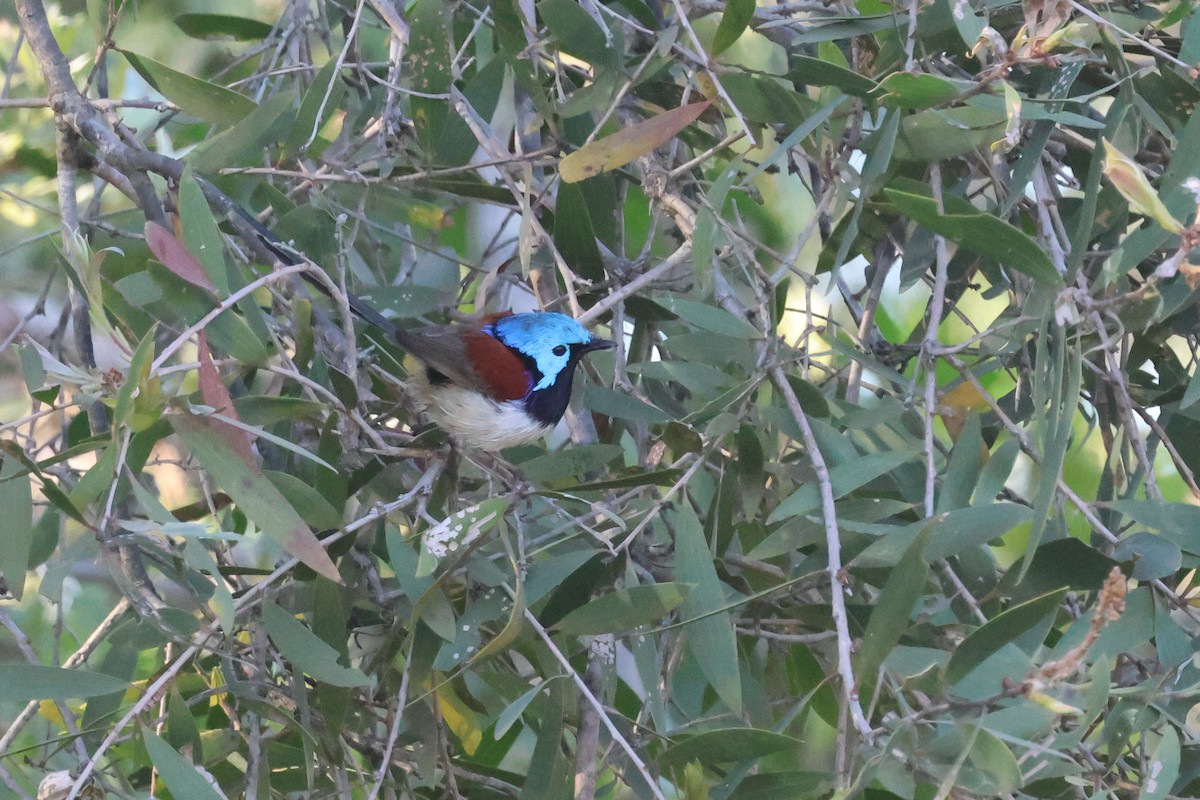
[{"x1": 192, "y1": 175, "x2": 400, "y2": 337}]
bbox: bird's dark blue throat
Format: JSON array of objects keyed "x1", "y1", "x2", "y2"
[{"x1": 516, "y1": 341, "x2": 601, "y2": 426}]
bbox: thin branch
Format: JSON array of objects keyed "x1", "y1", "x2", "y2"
[
  {"x1": 516, "y1": 595, "x2": 667, "y2": 800},
  {"x1": 769, "y1": 365, "x2": 873, "y2": 752}
]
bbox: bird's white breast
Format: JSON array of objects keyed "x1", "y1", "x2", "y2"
[{"x1": 406, "y1": 368, "x2": 551, "y2": 451}]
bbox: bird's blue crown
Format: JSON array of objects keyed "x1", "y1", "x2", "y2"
[{"x1": 487, "y1": 312, "x2": 597, "y2": 391}]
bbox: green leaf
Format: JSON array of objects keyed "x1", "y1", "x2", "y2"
[
  {"x1": 923, "y1": 503, "x2": 1033, "y2": 563},
  {"x1": 658, "y1": 296, "x2": 761, "y2": 338},
  {"x1": 69, "y1": 442, "x2": 119, "y2": 510},
  {"x1": 583, "y1": 383, "x2": 670, "y2": 424},
  {"x1": 727, "y1": 772, "x2": 831, "y2": 799},
  {"x1": 973, "y1": 437, "x2": 1019, "y2": 505},
  {"x1": 782, "y1": 373, "x2": 831, "y2": 419},
  {"x1": 0, "y1": 664, "x2": 129, "y2": 701},
  {"x1": 883, "y1": 186, "x2": 1062, "y2": 287},
  {"x1": 555, "y1": 582, "x2": 691, "y2": 635},
  {"x1": 417, "y1": 497, "x2": 510, "y2": 574},
  {"x1": 174, "y1": 13, "x2": 273, "y2": 41},
  {"x1": 283, "y1": 59, "x2": 346, "y2": 159},
  {"x1": 141, "y1": 727, "x2": 225, "y2": 800},
  {"x1": 1142, "y1": 727, "x2": 1180, "y2": 800},
  {"x1": 1181, "y1": 368, "x2": 1200, "y2": 410},
  {"x1": 1108, "y1": 500, "x2": 1200, "y2": 555},
  {"x1": 764, "y1": 448, "x2": 920, "y2": 528},
  {"x1": 524, "y1": 549, "x2": 599, "y2": 605},
  {"x1": 171, "y1": 412, "x2": 340, "y2": 581},
  {"x1": 658, "y1": 728, "x2": 801, "y2": 770},
  {"x1": 262, "y1": 602, "x2": 370, "y2": 687},
  {"x1": 187, "y1": 91, "x2": 297, "y2": 173},
  {"x1": 674, "y1": 503, "x2": 741, "y2": 713},
  {"x1": 357, "y1": 285, "x2": 443, "y2": 320},
  {"x1": 494, "y1": 678, "x2": 559, "y2": 739},
  {"x1": 0, "y1": 441, "x2": 87, "y2": 527},
  {"x1": 520, "y1": 445, "x2": 624, "y2": 485},
  {"x1": 788, "y1": 55, "x2": 877, "y2": 97},
  {"x1": 542, "y1": 468, "x2": 682, "y2": 493},
  {"x1": 720, "y1": 72, "x2": 812, "y2": 128},
  {"x1": 136, "y1": 263, "x2": 270, "y2": 365},
  {"x1": 19, "y1": 342, "x2": 45, "y2": 393},
  {"x1": 792, "y1": 14, "x2": 894, "y2": 44},
  {"x1": 263, "y1": 471, "x2": 343, "y2": 532},
  {"x1": 1008, "y1": 538, "x2": 1118, "y2": 601},
  {"x1": 712, "y1": 0, "x2": 756, "y2": 56},
  {"x1": 938, "y1": 414, "x2": 986, "y2": 512},
  {"x1": 895, "y1": 101, "x2": 1007, "y2": 161},
  {"x1": 1113, "y1": 532, "x2": 1181, "y2": 581},
  {"x1": 523, "y1": 680, "x2": 570, "y2": 796},
  {"x1": 1019, "y1": 320, "x2": 1079, "y2": 578},
  {"x1": 554, "y1": 181, "x2": 606, "y2": 281},
  {"x1": 876, "y1": 72, "x2": 962, "y2": 109},
  {"x1": 80, "y1": 631, "x2": 140, "y2": 750},
  {"x1": 232, "y1": 396, "x2": 326, "y2": 426},
  {"x1": 967, "y1": 727, "x2": 1022, "y2": 795},
  {"x1": 437, "y1": 55, "x2": 508, "y2": 165},
  {"x1": 538, "y1": 0, "x2": 615, "y2": 66},
  {"x1": 0, "y1": 454, "x2": 33, "y2": 599},
  {"x1": 166, "y1": 686, "x2": 203, "y2": 760},
  {"x1": 944, "y1": 588, "x2": 1067, "y2": 687},
  {"x1": 178, "y1": 171, "x2": 229, "y2": 294},
  {"x1": 111, "y1": 326, "x2": 158, "y2": 432},
  {"x1": 120, "y1": 50, "x2": 255, "y2": 127},
  {"x1": 856, "y1": 525, "x2": 932, "y2": 691},
  {"x1": 694, "y1": 158, "x2": 738, "y2": 274}
]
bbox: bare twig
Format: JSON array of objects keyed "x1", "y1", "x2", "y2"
[
  {"x1": 769, "y1": 365, "x2": 873, "y2": 752},
  {"x1": 516, "y1": 595, "x2": 667, "y2": 800}
]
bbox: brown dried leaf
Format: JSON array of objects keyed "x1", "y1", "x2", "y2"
[
  {"x1": 197, "y1": 333, "x2": 255, "y2": 467},
  {"x1": 559, "y1": 101, "x2": 713, "y2": 184},
  {"x1": 145, "y1": 221, "x2": 217, "y2": 292}
]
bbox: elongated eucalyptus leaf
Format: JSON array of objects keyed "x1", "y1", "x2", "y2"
[
  {"x1": 883, "y1": 187, "x2": 1061, "y2": 286},
  {"x1": 120, "y1": 50, "x2": 255, "y2": 126},
  {"x1": 262, "y1": 602, "x2": 369, "y2": 687},
  {"x1": 171, "y1": 412, "x2": 339, "y2": 581},
  {"x1": 141, "y1": 727, "x2": 226, "y2": 800},
  {"x1": 0, "y1": 665, "x2": 128, "y2": 702},
  {"x1": 674, "y1": 502, "x2": 742, "y2": 714},
  {"x1": 945, "y1": 589, "x2": 1067, "y2": 688},
  {"x1": 555, "y1": 582, "x2": 691, "y2": 635},
  {"x1": 560, "y1": 101, "x2": 712, "y2": 183}
]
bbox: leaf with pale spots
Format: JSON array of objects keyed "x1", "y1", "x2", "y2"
[{"x1": 417, "y1": 498, "x2": 510, "y2": 576}]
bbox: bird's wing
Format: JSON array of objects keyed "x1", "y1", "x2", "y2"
[
  {"x1": 392, "y1": 324, "x2": 530, "y2": 402},
  {"x1": 392, "y1": 325, "x2": 482, "y2": 389}
]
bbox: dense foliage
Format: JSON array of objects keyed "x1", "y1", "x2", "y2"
[{"x1": 3, "y1": 0, "x2": 1200, "y2": 797}]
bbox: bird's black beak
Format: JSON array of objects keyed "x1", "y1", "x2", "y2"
[{"x1": 583, "y1": 337, "x2": 615, "y2": 354}]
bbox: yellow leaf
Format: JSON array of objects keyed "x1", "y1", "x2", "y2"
[
  {"x1": 437, "y1": 685, "x2": 483, "y2": 754},
  {"x1": 38, "y1": 700, "x2": 66, "y2": 727},
  {"x1": 1102, "y1": 139, "x2": 1184, "y2": 234},
  {"x1": 559, "y1": 101, "x2": 712, "y2": 183},
  {"x1": 938, "y1": 381, "x2": 991, "y2": 440},
  {"x1": 1027, "y1": 689, "x2": 1082, "y2": 715}
]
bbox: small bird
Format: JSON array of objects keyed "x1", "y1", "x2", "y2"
[
  {"x1": 392, "y1": 311, "x2": 614, "y2": 451},
  {"x1": 229, "y1": 202, "x2": 612, "y2": 450}
]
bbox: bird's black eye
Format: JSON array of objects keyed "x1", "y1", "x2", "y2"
[{"x1": 552, "y1": 345, "x2": 568, "y2": 357}]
